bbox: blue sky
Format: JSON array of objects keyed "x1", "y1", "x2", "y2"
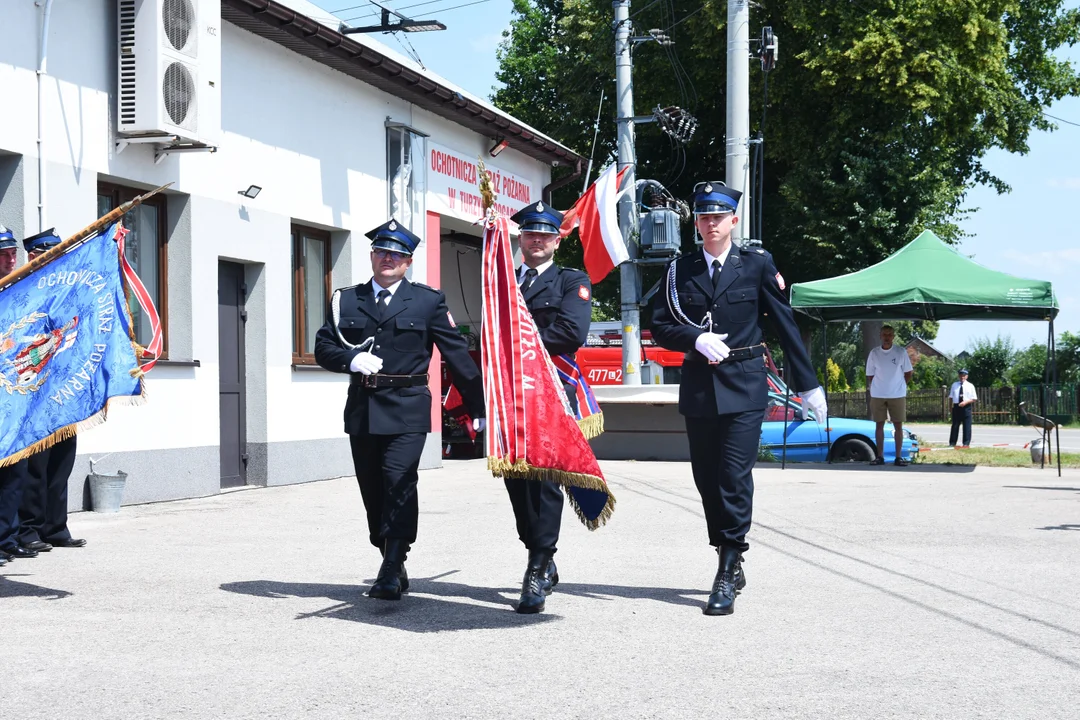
[{"x1": 313, "y1": 0, "x2": 1078, "y2": 354}]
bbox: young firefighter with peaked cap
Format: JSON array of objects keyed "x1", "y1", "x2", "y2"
[
  {"x1": 506, "y1": 200, "x2": 592, "y2": 614},
  {"x1": 315, "y1": 219, "x2": 485, "y2": 601},
  {"x1": 15, "y1": 229, "x2": 87, "y2": 553},
  {"x1": 649, "y1": 181, "x2": 827, "y2": 616}
]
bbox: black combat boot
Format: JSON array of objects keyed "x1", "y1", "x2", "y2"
[
  {"x1": 734, "y1": 553, "x2": 746, "y2": 594},
  {"x1": 370, "y1": 539, "x2": 409, "y2": 601},
  {"x1": 378, "y1": 541, "x2": 410, "y2": 593},
  {"x1": 704, "y1": 547, "x2": 741, "y2": 616},
  {"x1": 516, "y1": 549, "x2": 552, "y2": 614},
  {"x1": 540, "y1": 557, "x2": 559, "y2": 595}
]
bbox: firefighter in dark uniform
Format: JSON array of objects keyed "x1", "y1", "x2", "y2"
[
  {"x1": 507, "y1": 201, "x2": 592, "y2": 614},
  {"x1": 315, "y1": 219, "x2": 485, "y2": 601},
  {"x1": 650, "y1": 181, "x2": 827, "y2": 616},
  {"x1": 17, "y1": 229, "x2": 87, "y2": 553},
  {"x1": 0, "y1": 224, "x2": 36, "y2": 565}
]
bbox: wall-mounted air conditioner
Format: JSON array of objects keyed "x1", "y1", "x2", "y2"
[{"x1": 117, "y1": 0, "x2": 220, "y2": 145}]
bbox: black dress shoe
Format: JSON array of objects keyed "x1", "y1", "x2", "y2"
[
  {"x1": 540, "y1": 558, "x2": 559, "y2": 595},
  {"x1": 48, "y1": 538, "x2": 86, "y2": 548},
  {"x1": 517, "y1": 550, "x2": 552, "y2": 614},
  {"x1": 1, "y1": 545, "x2": 39, "y2": 559},
  {"x1": 369, "y1": 539, "x2": 409, "y2": 601},
  {"x1": 704, "y1": 547, "x2": 741, "y2": 616},
  {"x1": 23, "y1": 540, "x2": 52, "y2": 552},
  {"x1": 0, "y1": 549, "x2": 12, "y2": 562}
]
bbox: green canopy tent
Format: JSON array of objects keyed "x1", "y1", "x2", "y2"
[{"x1": 789, "y1": 230, "x2": 1062, "y2": 474}]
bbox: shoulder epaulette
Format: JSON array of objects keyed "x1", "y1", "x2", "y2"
[{"x1": 411, "y1": 281, "x2": 440, "y2": 293}]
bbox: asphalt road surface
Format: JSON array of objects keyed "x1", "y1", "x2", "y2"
[
  {"x1": 906, "y1": 423, "x2": 1080, "y2": 452},
  {"x1": 5, "y1": 460, "x2": 1079, "y2": 718}
]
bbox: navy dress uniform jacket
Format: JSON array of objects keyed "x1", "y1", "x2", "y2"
[
  {"x1": 650, "y1": 244, "x2": 817, "y2": 416},
  {"x1": 520, "y1": 265, "x2": 592, "y2": 408},
  {"x1": 314, "y1": 278, "x2": 484, "y2": 435}
]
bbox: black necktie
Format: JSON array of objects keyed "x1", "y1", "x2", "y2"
[
  {"x1": 376, "y1": 289, "x2": 391, "y2": 321},
  {"x1": 521, "y1": 268, "x2": 538, "y2": 291},
  {"x1": 958, "y1": 384, "x2": 964, "y2": 404},
  {"x1": 710, "y1": 259, "x2": 721, "y2": 292}
]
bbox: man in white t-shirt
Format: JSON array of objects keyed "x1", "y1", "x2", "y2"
[{"x1": 865, "y1": 325, "x2": 913, "y2": 466}]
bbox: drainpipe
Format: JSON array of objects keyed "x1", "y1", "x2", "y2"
[
  {"x1": 37, "y1": 0, "x2": 54, "y2": 234},
  {"x1": 542, "y1": 158, "x2": 584, "y2": 206}
]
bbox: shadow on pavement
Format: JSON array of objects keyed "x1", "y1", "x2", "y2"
[
  {"x1": 1037, "y1": 523, "x2": 1080, "y2": 531},
  {"x1": 0, "y1": 574, "x2": 72, "y2": 600},
  {"x1": 220, "y1": 577, "x2": 560, "y2": 632},
  {"x1": 1003, "y1": 485, "x2": 1080, "y2": 493}
]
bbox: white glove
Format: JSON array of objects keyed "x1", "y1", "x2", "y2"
[
  {"x1": 472, "y1": 418, "x2": 486, "y2": 433},
  {"x1": 349, "y1": 351, "x2": 383, "y2": 375},
  {"x1": 798, "y1": 386, "x2": 828, "y2": 424},
  {"x1": 694, "y1": 332, "x2": 730, "y2": 363}
]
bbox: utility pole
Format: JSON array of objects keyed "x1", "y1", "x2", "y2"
[
  {"x1": 614, "y1": 0, "x2": 642, "y2": 385},
  {"x1": 726, "y1": 0, "x2": 750, "y2": 246}
]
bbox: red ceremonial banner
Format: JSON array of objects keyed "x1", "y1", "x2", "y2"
[{"x1": 480, "y1": 215, "x2": 615, "y2": 529}]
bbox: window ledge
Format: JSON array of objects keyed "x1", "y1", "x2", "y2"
[
  {"x1": 153, "y1": 359, "x2": 201, "y2": 367},
  {"x1": 292, "y1": 363, "x2": 330, "y2": 371}
]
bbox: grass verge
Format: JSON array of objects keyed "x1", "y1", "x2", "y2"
[{"x1": 914, "y1": 443, "x2": 1080, "y2": 468}]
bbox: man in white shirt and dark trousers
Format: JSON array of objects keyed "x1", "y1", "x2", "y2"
[
  {"x1": 949, "y1": 369, "x2": 977, "y2": 448},
  {"x1": 865, "y1": 325, "x2": 913, "y2": 466}
]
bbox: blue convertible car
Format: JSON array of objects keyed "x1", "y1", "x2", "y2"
[{"x1": 761, "y1": 373, "x2": 918, "y2": 463}]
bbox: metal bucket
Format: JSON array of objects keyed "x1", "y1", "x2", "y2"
[
  {"x1": 89, "y1": 471, "x2": 127, "y2": 513},
  {"x1": 1030, "y1": 438, "x2": 1050, "y2": 465}
]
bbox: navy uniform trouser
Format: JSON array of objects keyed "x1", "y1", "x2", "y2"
[
  {"x1": 504, "y1": 478, "x2": 563, "y2": 555},
  {"x1": 685, "y1": 408, "x2": 764, "y2": 554},
  {"x1": 0, "y1": 460, "x2": 30, "y2": 550},
  {"x1": 949, "y1": 405, "x2": 973, "y2": 446},
  {"x1": 18, "y1": 436, "x2": 77, "y2": 545},
  {"x1": 503, "y1": 383, "x2": 574, "y2": 555},
  {"x1": 349, "y1": 432, "x2": 428, "y2": 550}
]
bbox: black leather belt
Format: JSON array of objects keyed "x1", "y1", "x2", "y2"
[
  {"x1": 352, "y1": 373, "x2": 429, "y2": 389},
  {"x1": 686, "y1": 343, "x2": 767, "y2": 364}
]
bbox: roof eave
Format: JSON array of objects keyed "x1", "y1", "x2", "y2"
[{"x1": 220, "y1": 0, "x2": 583, "y2": 168}]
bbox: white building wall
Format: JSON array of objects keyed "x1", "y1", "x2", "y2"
[{"x1": 0, "y1": 0, "x2": 554, "y2": 506}]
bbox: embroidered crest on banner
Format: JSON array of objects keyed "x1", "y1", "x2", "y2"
[{"x1": 0, "y1": 313, "x2": 79, "y2": 394}]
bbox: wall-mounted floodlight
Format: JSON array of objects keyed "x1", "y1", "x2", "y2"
[
  {"x1": 238, "y1": 185, "x2": 262, "y2": 199},
  {"x1": 489, "y1": 138, "x2": 510, "y2": 157}
]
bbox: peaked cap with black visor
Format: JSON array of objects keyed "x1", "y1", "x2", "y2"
[
  {"x1": 366, "y1": 218, "x2": 420, "y2": 256},
  {"x1": 510, "y1": 201, "x2": 564, "y2": 235}
]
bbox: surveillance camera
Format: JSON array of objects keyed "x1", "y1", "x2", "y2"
[{"x1": 552, "y1": 160, "x2": 560, "y2": 167}]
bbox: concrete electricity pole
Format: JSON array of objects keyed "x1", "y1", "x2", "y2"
[
  {"x1": 614, "y1": 0, "x2": 642, "y2": 385},
  {"x1": 726, "y1": 0, "x2": 751, "y2": 245}
]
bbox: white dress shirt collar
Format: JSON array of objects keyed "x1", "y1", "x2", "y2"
[
  {"x1": 703, "y1": 244, "x2": 732, "y2": 272},
  {"x1": 372, "y1": 277, "x2": 403, "y2": 298},
  {"x1": 519, "y1": 259, "x2": 555, "y2": 280}
]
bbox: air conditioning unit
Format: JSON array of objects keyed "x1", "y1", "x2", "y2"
[{"x1": 117, "y1": 0, "x2": 220, "y2": 145}]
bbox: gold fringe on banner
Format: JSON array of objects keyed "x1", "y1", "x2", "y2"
[
  {"x1": 487, "y1": 455, "x2": 616, "y2": 530},
  {"x1": 0, "y1": 378, "x2": 147, "y2": 468},
  {"x1": 576, "y1": 411, "x2": 604, "y2": 440}
]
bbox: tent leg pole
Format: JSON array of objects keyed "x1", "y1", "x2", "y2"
[
  {"x1": 1041, "y1": 321, "x2": 1051, "y2": 470},
  {"x1": 782, "y1": 371, "x2": 790, "y2": 470},
  {"x1": 823, "y1": 321, "x2": 832, "y2": 463},
  {"x1": 1052, "y1": 319, "x2": 1061, "y2": 478}
]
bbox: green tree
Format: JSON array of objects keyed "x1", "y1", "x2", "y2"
[
  {"x1": 1056, "y1": 331, "x2": 1080, "y2": 383},
  {"x1": 911, "y1": 355, "x2": 956, "y2": 390},
  {"x1": 826, "y1": 358, "x2": 850, "y2": 392},
  {"x1": 1008, "y1": 342, "x2": 1048, "y2": 385},
  {"x1": 967, "y1": 335, "x2": 1015, "y2": 387},
  {"x1": 494, "y1": 0, "x2": 1080, "y2": 318}
]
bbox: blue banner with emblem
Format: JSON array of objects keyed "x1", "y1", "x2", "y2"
[{"x1": 0, "y1": 223, "x2": 144, "y2": 466}]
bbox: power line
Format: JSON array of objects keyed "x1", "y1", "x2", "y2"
[
  {"x1": 1043, "y1": 112, "x2": 1080, "y2": 128},
  {"x1": 340, "y1": 0, "x2": 484, "y2": 23}
]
